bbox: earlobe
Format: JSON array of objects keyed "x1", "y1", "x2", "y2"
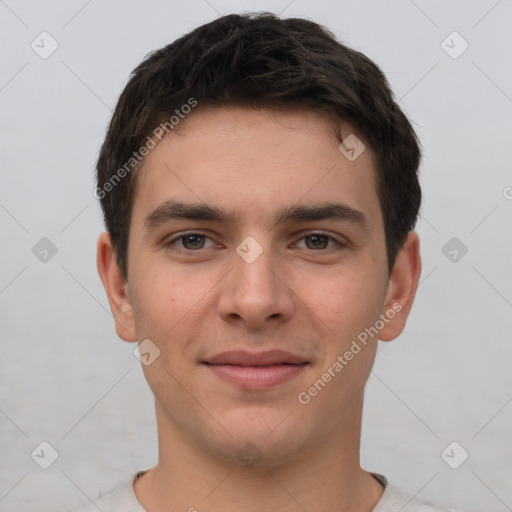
[
  {"x1": 96, "y1": 232, "x2": 137, "y2": 342},
  {"x1": 379, "y1": 231, "x2": 421, "y2": 342}
]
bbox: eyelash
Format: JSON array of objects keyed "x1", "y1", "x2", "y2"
[{"x1": 163, "y1": 231, "x2": 346, "y2": 254}]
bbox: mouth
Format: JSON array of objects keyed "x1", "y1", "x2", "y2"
[{"x1": 202, "y1": 350, "x2": 309, "y2": 390}]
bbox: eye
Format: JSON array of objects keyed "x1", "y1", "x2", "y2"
[
  {"x1": 295, "y1": 233, "x2": 343, "y2": 251},
  {"x1": 163, "y1": 231, "x2": 345, "y2": 253},
  {"x1": 165, "y1": 232, "x2": 216, "y2": 251}
]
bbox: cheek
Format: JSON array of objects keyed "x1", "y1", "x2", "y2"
[
  {"x1": 133, "y1": 259, "x2": 188, "y2": 305},
  {"x1": 129, "y1": 265, "x2": 219, "y2": 353},
  {"x1": 301, "y1": 266, "x2": 384, "y2": 340},
  {"x1": 296, "y1": 273, "x2": 382, "y2": 416},
  {"x1": 129, "y1": 270, "x2": 181, "y2": 338}
]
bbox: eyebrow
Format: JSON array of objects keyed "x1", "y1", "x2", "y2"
[{"x1": 144, "y1": 200, "x2": 370, "y2": 232}]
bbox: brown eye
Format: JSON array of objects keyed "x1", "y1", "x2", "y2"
[
  {"x1": 181, "y1": 234, "x2": 206, "y2": 250},
  {"x1": 304, "y1": 234, "x2": 331, "y2": 250}
]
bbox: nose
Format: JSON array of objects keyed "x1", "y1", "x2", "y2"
[{"x1": 216, "y1": 239, "x2": 295, "y2": 331}]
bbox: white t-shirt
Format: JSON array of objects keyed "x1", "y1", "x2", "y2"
[{"x1": 66, "y1": 471, "x2": 459, "y2": 512}]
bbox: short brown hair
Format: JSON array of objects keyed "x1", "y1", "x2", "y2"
[{"x1": 96, "y1": 12, "x2": 421, "y2": 280}]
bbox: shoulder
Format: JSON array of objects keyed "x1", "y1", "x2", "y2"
[
  {"x1": 64, "y1": 472, "x2": 146, "y2": 512},
  {"x1": 372, "y1": 473, "x2": 462, "y2": 512}
]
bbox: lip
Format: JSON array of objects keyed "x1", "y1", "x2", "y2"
[
  {"x1": 203, "y1": 350, "x2": 309, "y2": 390},
  {"x1": 205, "y1": 350, "x2": 307, "y2": 366}
]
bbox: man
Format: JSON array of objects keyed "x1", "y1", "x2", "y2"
[{"x1": 69, "y1": 12, "x2": 458, "y2": 512}]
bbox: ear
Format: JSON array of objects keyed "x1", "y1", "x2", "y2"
[
  {"x1": 96, "y1": 231, "x2": 137, "y2": 342},
  {"x1": 379, "y1": 231, "x2": 421, "y2": 342}
]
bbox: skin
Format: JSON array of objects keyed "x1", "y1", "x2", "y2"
[{"x1": 97, "y1": 106, "x2": 421, "y2": 512}]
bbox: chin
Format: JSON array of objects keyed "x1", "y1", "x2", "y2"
[
  {"x1": 204, "y1": 407, "x2": 314, "y2": 468},
  {"x1": 210, "y1": 435, "x2": 306, "y2": 469}
]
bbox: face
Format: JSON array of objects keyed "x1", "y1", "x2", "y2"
[{"x1": 99, "y1": 106, "x2": 420, "y2": 466}]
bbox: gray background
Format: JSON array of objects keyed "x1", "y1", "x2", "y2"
[{"x1": 1, "y1": 1, "x2": 511, "y2": 511}]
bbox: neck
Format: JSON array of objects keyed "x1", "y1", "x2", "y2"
[{"x1": 134, "y1": 393, "x2": 384, "y2": 512}]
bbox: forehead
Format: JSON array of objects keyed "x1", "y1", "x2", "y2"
[{"x1": 131, "y1": 106, "x2": 382, "y2": 229}]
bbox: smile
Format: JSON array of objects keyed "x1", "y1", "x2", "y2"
[
  {"x1": 202, "y1": 350, "x2": 309, "y2": 390},
  {"x1": 203, "y1": 362, "x2": 308, "y2": 389}
]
